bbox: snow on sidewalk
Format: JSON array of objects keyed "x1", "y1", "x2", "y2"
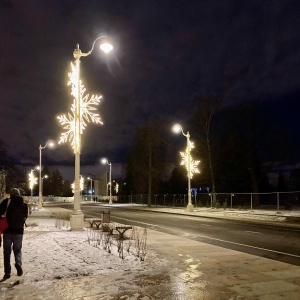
[{"x1": 21, "y1": 218, "x2": 168, "y2": 284}]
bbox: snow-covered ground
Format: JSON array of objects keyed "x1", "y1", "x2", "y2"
[
  {"x1": 1, "y1": 206, "x2": 299, "y2": 299},
  {"x1": 7, "y1": 206, "x2": 298, "y2": 286},
  {"x1": 21, "y1": 217, "x2": 168, "y2": 284}
]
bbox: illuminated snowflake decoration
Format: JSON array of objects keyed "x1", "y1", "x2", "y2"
[
  {"x1": 180, "y1": 140, "x2": 200, "y2": 178},
  {"x1": 28, "y1": 171, "x2": 38, "y2": 190},
  {"x1": 57, "y1": 62, "x2": 103, "y2": 152},
  {"x1": 71, "y1": 176, "x2": 84, "y2": 192}
]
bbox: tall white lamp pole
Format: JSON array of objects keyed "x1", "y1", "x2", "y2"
[
  {"x1": 101, "y1": 158, "x2": 112, "y2": 204},
  {"x1": 57, "y1": 36, "x2": 113, "y2": 230},
  {"x1": 38, "y1": 141, "x2": 54, "y2": 209},
  {"x1": 172, "y1": 123, "x2": 200, "y2": 212}
]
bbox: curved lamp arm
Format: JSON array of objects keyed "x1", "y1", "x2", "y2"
[
  {"x1": 39, "y1": 141, "x2": 55, "y2": 150},
  {"x1": 73, "y1": 35, "x2": 112, "y2": 59},
  {"x1": 172, "y1": 123, "x2": 189, "y2": 138}
]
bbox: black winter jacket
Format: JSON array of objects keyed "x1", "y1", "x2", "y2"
[{"x1": 0, "y1": 196, "x2": 28, "y2": 234}]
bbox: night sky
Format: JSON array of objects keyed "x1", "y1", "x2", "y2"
[{"x1": 1, "y1": 0, "x2": 300, "y2": 180}]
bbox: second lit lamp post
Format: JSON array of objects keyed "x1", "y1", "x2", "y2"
[
  {"x1": 38, "y1": 141, "x2": 55, "y2": 209},
  {"x1": 172, "y1": 123, "x2": 200, "y2": 212},
  {"x1": 101, "y1": 158, "x2": 112, "y2": 204}
]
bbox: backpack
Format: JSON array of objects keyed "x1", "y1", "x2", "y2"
[{"x1": 7, "y1": 200, "x2": 27, "y2": 229}]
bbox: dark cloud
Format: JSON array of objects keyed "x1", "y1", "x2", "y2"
[{"x1": 0, "y1": 0, "x2": 300, "y2": 177}]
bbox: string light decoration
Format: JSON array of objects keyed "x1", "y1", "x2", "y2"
[
  {"x1": 180, "y1": 140, "x2": 200, "y2": 178},
  {"x1": 28, "y1": 170, "x2": 38, "y2": 190},
  {"x1": 57, "y1": 62, "x2": 103, "y2": 152},
  {"x1": 71, "y1": 176, "x2": 84, "y2": 193},
  {"x1": 115, "y1": 182, "x2": 119, "y2": 194}
]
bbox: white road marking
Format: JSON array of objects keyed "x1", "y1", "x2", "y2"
[
  {"x1": 245, "y1": 231, "x2": 261, "y2": 234},
  {"x1": 200, "y1": 224, "x2": 212, "y2": 227},
  {"x1": 111, "y1": 215, "x2": 300, "y2": 259}
]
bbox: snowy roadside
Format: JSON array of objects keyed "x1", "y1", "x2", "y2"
[
  {"x1": 126, "y1": 205, "x2": 300, "y2": 223},
  {"x1": 20, "y1": 218, "x2": 168, "y2": 284}
]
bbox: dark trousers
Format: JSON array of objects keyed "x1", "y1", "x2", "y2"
[{"x1": 3, "y1": 233, "x2": 23, "y2": 276}]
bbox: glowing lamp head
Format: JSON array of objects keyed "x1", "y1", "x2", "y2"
[
  {"x1": 101, "y1": 158, "x2": 108, "y2": 165},
  {"x1": 100, "y1": 43, "x2": 113, "y2": 53},
  {"x1": 48, "y1": 141, "x2": 55, "y2": 148},
  {"x1": 172, "y1": 123, "x2": 182, "y2": 134},
  {"x1": 44, "y1": 175, "x2": 48, "y2": 179}
]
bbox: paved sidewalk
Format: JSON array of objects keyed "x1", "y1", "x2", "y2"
[{"x1": 0, "y1": 206, "x2": 299, "y2": 299}]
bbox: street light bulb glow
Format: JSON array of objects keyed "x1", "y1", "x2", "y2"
[
  {"x1": 48, "y1": 141, "x2": 55, "y2": 148},
  {"x1": 172, "y1": 124, "x2": 182, "y2": 134},
  {"x1": 101, "y1": 158, "x2": 108, "y2": 164},
  {"x1": 100, "y1": 43, "x2": 113, "y2": 53}
]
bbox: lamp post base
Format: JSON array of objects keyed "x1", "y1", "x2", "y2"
[
  {"x1": 109, "y1": 199, "x2": 112, "y2": 205},
  {"x1": 38, "y1": 201, "x2": 43, "y2": 209},
  {"x1": 186, "y1": 203, "x2": 194, "y2": 212},
  {"x1": 70, "y1": 213, "x2": 84, "y2": 230}
]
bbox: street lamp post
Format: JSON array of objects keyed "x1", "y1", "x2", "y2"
[
  {"x1": 87, "y1": 177, "x2": 93, "y2": 201},
  {"x1": 38, "y1": 141, "x2": 54, "y2": 209},
  {"x1": 58, "y1": 36, "x2": 113, "y2": 230},
  {"x1": 101, "y1": 158, "x2": 112, "y2": 204},
  {"x1": 172, "y1": 124, "x2": 200, "y2": 212}
]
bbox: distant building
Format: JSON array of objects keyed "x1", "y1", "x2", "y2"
[{"x1": 93, "y1": 172, "x2": 109, "y2": 196}]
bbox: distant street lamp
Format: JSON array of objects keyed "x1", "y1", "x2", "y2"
[
  {"x1": 41, "y1": 174, "x2": 48, "y2": 199},
  {"x1": 57, "y1": 36, "x2": 113, "y2": 230},
  {"x1": 87, "y1": 176, "x2": 93, "y2": 200},
  {"x1": 38, "y1": 141, "x2": 55, "y2": 209},
  {"x1": 172, "y1": 123, "x2": 200, "y2": 212},
  {"x1": 101, "y1": 158, "x2": 112, "y2": 204}
]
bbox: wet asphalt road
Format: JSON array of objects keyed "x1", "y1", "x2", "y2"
[{"x1": 58, "y1": 203, "x2": 300, "y2": 266}]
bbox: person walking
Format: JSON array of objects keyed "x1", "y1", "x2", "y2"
[{"x1": 0, "y1": 188, "x2": 28, "y2": 280}]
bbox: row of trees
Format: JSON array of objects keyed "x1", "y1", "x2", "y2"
[
  {"x1": 1, "y1": 96, "x2": 299, "y2": 201},
  {"x1": 0, "y1": 141, "x2": 72, "y2": 198},
  {"x1": 122, "y1": 96, "x2": 300, "y2": 206}
]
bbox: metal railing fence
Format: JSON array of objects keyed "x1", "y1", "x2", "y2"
[
  {"x1": 25, "y1": 191, "x2": 300, "y2": 212},
  {"x1": 114, "y1": 191, "x2": 300, "y2": 211}
]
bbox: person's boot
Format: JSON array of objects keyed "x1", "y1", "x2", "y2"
[
  {"x1": 15, "y1": 263, "x2": 23, "y2": 276},
  {"x1": 2, "y1": 274, "x2": 10, "y2": 280}
]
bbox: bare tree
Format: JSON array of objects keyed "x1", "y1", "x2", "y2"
[
  {"x1": 125, "y1": 122, "x2": 170, "y2": 207},
  {"x1": 0, "y1": 139, "x2": 15, "y2": 197},
  {"x1": 191, "y1": 95, "x2": 221, "y2": 204}
]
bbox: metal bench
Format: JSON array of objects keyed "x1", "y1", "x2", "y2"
[
  {"x1": 85, "y1": 218, "x2": 102, "y2": 229},
  {"x1": 115, "y1": 226, "x2": 132, "y2": 239}
]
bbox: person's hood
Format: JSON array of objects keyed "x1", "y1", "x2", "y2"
[{"x1": 10, "y1": 195, "x2": 24, "y2": 204}]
